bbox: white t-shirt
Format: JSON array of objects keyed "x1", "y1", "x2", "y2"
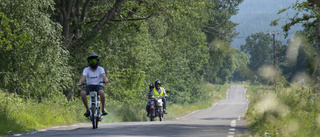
[{"x1": 82, "y1": 66, "x2": 105, "y2": 85}]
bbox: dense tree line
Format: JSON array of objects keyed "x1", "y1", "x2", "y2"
[
  {"x1": 0, "y1": 0, "x2": 245, "y2": 104},
  {"x1": 0, "y1": 1, "x2": 72, "y2": 99},
  {"x1": 1, "y1": 0, "x2": 318, "y2": 103}
]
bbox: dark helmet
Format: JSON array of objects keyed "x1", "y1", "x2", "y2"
[
  {"x1": 154, "y1": 80, "x2": 161, "y2": 86},
  {"x1": 149, "y1": 84, "x2": 154, "y2": 89},
  {"x1": 87, "y1": 53, "x2": 99, "y2": 69}
]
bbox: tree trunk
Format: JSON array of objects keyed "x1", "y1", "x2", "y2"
[
  {"x1": 81, "y1": 0, "x2": 91, "y2": 21},
  {"x1": 313, "y1": 8, "x2": 320, "y2": 82},
  {"x1": 61, "y1": 0, "x2": 73, "y2": 47},
  {"x1": 92, "y1": 0, "x2": 126, "y2": 33}
]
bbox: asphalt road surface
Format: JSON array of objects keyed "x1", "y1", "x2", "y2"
[{"x1": 9, "y1": 85, "x2": 249, "y2": 137}]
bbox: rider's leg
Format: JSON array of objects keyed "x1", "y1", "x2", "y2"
[
  {"x1": 154, "y1": 98, "x2": 158, "y2": 111},
  {"x1": 98, "y1": 90, "x2": 107, "y2": 115},
  {"x1": 80, "y1": 90, "x2": 89, "y2": 111},
  {"x1": 162, "y1": 98, "x2": 167, "y2": 113},
  {"x1": 146, "y1": 101, "x2": 150, "y2": 116},
  {"x1": 81, "y1": 90, "x2": 90, "y2": 117}
]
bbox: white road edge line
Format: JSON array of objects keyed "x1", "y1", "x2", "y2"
[
  {"x1": 226, "y1": 89, "x2": 229, "y2": 100},
  {"x1": 176, "y1": 101, "x2": 220, "y2": 120},
  {"x1": 244, "y1": 88, "x2": 247, "y2": 100},
  {"x1": 176, "y1": 110, "x2": 200, "y2": 120}
]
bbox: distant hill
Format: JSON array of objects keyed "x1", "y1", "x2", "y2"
[{"x1": 230, "y1": 0, "x2": 305, "y2": 49}]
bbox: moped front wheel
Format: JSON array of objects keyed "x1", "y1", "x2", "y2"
[
  {"x1": 91, "y1": 106, "x2": 97, "y2": 129},
  {"x1": 159, "y1": 108, "x2": 163, "y2": 121},
  {"x1": 150, "y1": 109, "x2": 155, "y2": 121},
  {"x1": 95, "y1": 117, "x2": 99, "y2": 128},
  {"x1": 93, "y1": 117, "x2": 97, "y2": 129}
]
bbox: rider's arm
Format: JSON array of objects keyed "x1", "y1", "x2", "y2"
[
  {"x1": 101, "y1": 73, "x2": 109, "y2": 84},
  {"x1": 150, "y1": 90, "x2": 155, "y2": 98},
  {"x1": 146, "y1": 91, "x2": 152, "y2": 99},
  {"x1": 163, "y1": 88, "x2": 168, "y2": 97},
  {"x1": 77, "y1": 75, "x2": 86, "y2": 85}
]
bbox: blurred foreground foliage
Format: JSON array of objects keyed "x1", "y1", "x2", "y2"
[{"x1": 244, "y1": 84, "x2": 320, "y2": 137}]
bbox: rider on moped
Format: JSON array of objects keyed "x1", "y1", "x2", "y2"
[
  {"x1": 77, "y1": 53, "x2": 109, "y2": 117},
  {"x1": 146, "y1": 84, "x2": 154, "y2": 117},
  {"x1": 151, "y1": 80, "x2": 168, "y2": 114}
]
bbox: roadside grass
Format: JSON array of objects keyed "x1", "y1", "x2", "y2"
[
  {"x1": 0, "y1": 91, "x2": 86, "y2": 135},
  {"x1": 243, "y1": 84, "x2": 320, "y2": 137},
  {"x1": 0, "y1": 83, "x2": 231, "y2": 136}
]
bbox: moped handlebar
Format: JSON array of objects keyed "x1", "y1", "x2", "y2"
[
  {"x1": 152, "y1": 95, "x2": 167, "y2": 99},
  {"x1": 78, "y1": 81, "x2": 105, "y2": 86}
]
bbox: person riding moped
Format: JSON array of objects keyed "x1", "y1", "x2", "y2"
[
  {"x1": 146, "y1": 84, "x2": 154, "y2": 117},
  {"x1": 151, "y1": 80, "x2": 168, "y2": 114},
  {"x1": 77, "y1": 53, "x2": 109, "y2": 117}
]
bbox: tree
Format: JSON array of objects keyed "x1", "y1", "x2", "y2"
[
  {"x1": 202, "y1": 0, "x2": 243, "y2": 84},
  {"x1": 280, "y1": 32, "x2": 315, "y2": 81},
  {"x1": 276, "y1": 0, "x2": 320, "y2": 81},
  {"x1": 232, "y1": 49, "x2": 251, "y2": 81},
  {"x1": 241, "y1": 32, "x2": 274, "y2": 71},
  {"x1": 241, "y1": 32, "x2": 288, "y2": 84},
  {"x1": 0, "y1": 0, "x2": 72, "y2": 99},
  {"x1": 202, "y1": 0, "x2": 243, "y2": 44},
  {"x1": 204, "y1": 40, "x2": 236, "y2": 83}
]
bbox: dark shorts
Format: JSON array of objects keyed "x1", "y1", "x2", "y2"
[{"x1": 82, "y1": 85, "x2": 104, "y2": 95}]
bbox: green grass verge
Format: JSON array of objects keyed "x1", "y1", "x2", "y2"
[
  {"x1": 0, "y1": 91, "x2": 87, "y2": 135},
  {"x1": 0, "y1": 83, "x2": 231, "y2": 136}
]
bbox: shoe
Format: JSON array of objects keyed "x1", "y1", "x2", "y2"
[
  {"x1": 164, "y1": 109, "x2": 168, "y2": 114},
  {"x1": 84, "y1": 110, "x2": 90, "y2": 117},
  {"x1": 147, "y1": 113, "x2": 150, "y2": 117},
  {"x1": 102, "y1": 109, "x2": 108, "y2": 116}
]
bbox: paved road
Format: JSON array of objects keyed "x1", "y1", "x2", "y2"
[{"x1": 9, "y1": 85, "x2": 249, "y2": 137}]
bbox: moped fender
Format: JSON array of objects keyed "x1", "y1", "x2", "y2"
[{"x1": 150, "y1": 104, "x2": 155, "y2": 109}]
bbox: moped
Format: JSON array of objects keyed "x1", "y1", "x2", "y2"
[
  {"x1": 80, "y1": 82, "x2": 104, "y2": 129},
  {"x1": 149, "y1": 95, "x2": 165, "y2": 121}
]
